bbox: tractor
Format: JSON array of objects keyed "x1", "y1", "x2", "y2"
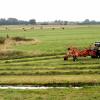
[{"x1": 91, "y1": 42, "x2": 100, "y2": 58}]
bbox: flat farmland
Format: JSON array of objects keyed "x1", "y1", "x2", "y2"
[{"x1": 0, "y1": 25, "x2": 100, "y2": 100}]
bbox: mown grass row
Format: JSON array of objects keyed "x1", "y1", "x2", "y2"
[
  {"x1": 0, "y1": 55, "x2": 99, "y2": 76},
  {"x1": 0, "y1": 56, "x2": 99, "y2": 86},
  {"x1": 0, "y1": 55, "x2": 100, "y2": 65},
  {"x1": 0, "y1": 75, "x2": 100, "y2": 86},
  {"x1": 0, "y1": 69, "x2": 100, "y2": 75}
]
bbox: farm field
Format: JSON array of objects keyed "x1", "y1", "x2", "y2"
[
  {"x1": 0, "y1": 25, "x2": 100, "y2": 99},
  {"x1": 0, "y1": 86, "x2": 100, "y2": 100}
]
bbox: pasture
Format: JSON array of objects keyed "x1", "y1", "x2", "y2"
[
  {"x1": 0, "y1": 87, "x2": 100, "y2": 100},
  {"x1": 0, "y1": 25, "x2": 100, "y2": 100}
]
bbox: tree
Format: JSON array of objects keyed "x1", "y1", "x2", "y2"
[
  {"x1": 7, "y1": 18, "x2": 18, "y2": 25},
  {"x1": 29, "y1": 19, "x2": 36, "y2": 25},
  {"x1": 64, "y1": 21, "x2": 68, "y2": 25},
  {"x1": 83, "y1": 19, "x2": 90, "y2": 24},
  {"x1": 0, "y1": 18, "x2": 6, "y2": 25}
]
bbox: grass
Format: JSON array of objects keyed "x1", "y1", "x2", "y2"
[
  {"x1": 0, "y1": 37, "x2": 5, "y2": 44},
  {"x1": 0, "y1": 86, "x2": 100, "y2": 100},
  {"x1": 0, "y1": 25, "x2": 100, "y2": 99},
  {"x1": 0, "y1": 25, "x2": 100, "y2": 53},
  {"x1": 0, "y1": 57, "x2": 99, "y2": 76},
  {"x1": 0, "y1": 74, "x2": 100, "y2": 86}
]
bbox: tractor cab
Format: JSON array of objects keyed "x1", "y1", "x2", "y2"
[
  {"x1": 95, "y1": 42, "x2": 100, "y2": 48},
  {"x1": 91, "y1": 42, "x2": 100, "y2": 58}
]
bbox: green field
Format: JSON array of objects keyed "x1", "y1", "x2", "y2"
[
  {"x1": 0, "y1": 25, "x2": 100, "y2": 54},
  {"x1": 0, "y1": 25, "x2": 100, "y2": 99},
  {"x1": 0, "y1": 86, "x2": 100, "y2": 100}
]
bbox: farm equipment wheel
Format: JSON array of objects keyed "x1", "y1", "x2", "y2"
[{"x1": 91, "y1": 56, "x2": 98, "y2": 58}]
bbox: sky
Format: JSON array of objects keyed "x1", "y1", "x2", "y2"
[{"x1": 0, "y1": 0, "x2": 100, "y2": 22}]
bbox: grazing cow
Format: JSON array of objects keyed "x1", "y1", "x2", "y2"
[{"x1": 64, "y1": 47, "x2": 96, "y2": 61}]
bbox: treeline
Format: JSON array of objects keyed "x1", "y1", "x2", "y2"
[
  {"x1": 0, "y1": 18, "x2": 36, "y2": 25},
  {"x1": 0, "y1": 18, "x2": 100, "y2": 25},
  {"x1": 79, "y1": 19, "x2": 100, "y2": 25},
  {"x1": 39, "y1": 19, "x2": 100, "y2": 25}
]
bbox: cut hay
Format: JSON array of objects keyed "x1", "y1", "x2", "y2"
[{"x1": 0, "y1": 36, "x2": 40, "y2": 51}]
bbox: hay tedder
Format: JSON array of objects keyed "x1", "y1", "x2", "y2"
[{"x1": 64, "y1": 42, "x2": 100, "y2": 61}]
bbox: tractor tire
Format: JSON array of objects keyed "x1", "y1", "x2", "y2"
[{"x1": 91, "y1": 56, "x2": 98, "y2": 58}]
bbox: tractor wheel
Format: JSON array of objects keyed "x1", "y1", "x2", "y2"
[
  {"x1": 73, "y1": 56, "x2": 77, "y2": 61},
  {"x1": 91, "y1": 56, "x2": 98, "y2": 58}
]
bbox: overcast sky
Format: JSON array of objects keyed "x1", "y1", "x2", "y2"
[{"x1": 0, "y1": 0, "x2": 100, "y2": 22}]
